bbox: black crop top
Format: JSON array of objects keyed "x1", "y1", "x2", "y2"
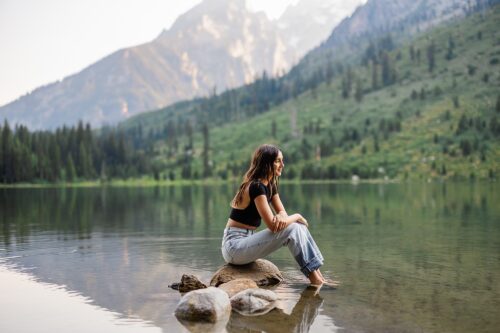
[{"x1": 229, "y1": 181, "x2": 278, "y2": 228}]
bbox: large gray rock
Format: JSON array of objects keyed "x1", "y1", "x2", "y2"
[
  {"x1": 210, "y1": 259, "x2": 284, "y2": 287},
  {"x1": 174, "y1": 287, "x2": 231, "y2": 323},
  {"x1": 218, "y1": 278, "x2": 258, "y2": 298},
  {"x1": 230, "y1": 288, "x2": 278, "y2": 316}
]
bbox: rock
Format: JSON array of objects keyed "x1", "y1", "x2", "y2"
[
  {"x1": 168, "y1": 282, "x2": 180, "y2": 290},
  {"x1": 174, "y1": 287, "x2": 231, "y2": 323},
  {"x1": 177, "y1": 274, "x2": 207, "y2": 293},
  {"x1": 230, "y1": 288, "x2": 278, "y2": 316},
  {"x1": 218, "y1": 278, "x2": 258, "y2": 298},
  {"x1": 210, "y1": 259, "x2": 284, "y2": 287},
  {"x1": 227, "y1": 286, "x2": 324, "y2": 331}
]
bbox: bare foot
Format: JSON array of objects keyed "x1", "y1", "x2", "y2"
[
  {"x1": 308, "y1": 270, "x2": 324, "y2": 286},
  {"x1": 322, "y1": 278, "x2": 340, "y2": 289}
]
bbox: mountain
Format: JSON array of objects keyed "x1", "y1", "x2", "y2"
[
  {"x1": 2, "y1": 2, "x2": 499, "y2": 183},
  {"x1": 290, "y1": 0, "x2": 498, "y2": 84},
  {"x1": 0, "y1": 0, "x2": 295, "y2": 130},
  {"x1": 120, "y1": 0, "x2": 497, "y2": 133},
  {"x1": 277, "y1": 0, "x2": 365, "y2": 58},
  {"x1": 323, "y1": 0, "x2": 490, "y2": 48},
  {"x1": 115, "y1": 2, "x2": 499, "y2": 181}
]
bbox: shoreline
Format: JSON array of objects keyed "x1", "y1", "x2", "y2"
[{"x1": 0, "y1": 177, "x2": 495, "y2": 189}]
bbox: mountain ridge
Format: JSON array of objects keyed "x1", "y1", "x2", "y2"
[
  {"x1": 0, "y1": 0, "x2": 360, "y2": 130},
  {"x1": 0, "y1": 0, "x2": 293, "y2": 130}
]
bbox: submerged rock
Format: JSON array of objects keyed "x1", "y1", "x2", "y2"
[
  {"x1": 230, "y1": 288, "x2": 278, "y2": 316},
  {"x1": 174, "y1": 287, "x2": 231, "y2": 323},
  {"x1": 210, "y1": 259, "x2": 284, "y2": 287},
  {"x1": 219, "y1": 278, "x2": 258, "y2": 298},
  {"x1": 169, "y1": 282, "x2": 180, "y2": 290}
]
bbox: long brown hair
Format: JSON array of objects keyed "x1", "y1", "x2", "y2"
[{"x1": 232, "y1": 144, "x2": 281, "y2": 206}]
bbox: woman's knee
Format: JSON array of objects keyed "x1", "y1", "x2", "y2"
[
  {"x1": 279, "y1": 222, "x2": 306, "y2": 241},
  {"x1": 287, "y1": 222, "x2": 307, "y2": 234}
]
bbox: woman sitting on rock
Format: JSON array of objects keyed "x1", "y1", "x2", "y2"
[{"x1": 221, "y1": 144, "x2": 333, "y2": 287}]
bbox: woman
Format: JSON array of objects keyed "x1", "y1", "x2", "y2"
[{"x1": 221, "y1": 144, "x2": 332, "y2": 286}]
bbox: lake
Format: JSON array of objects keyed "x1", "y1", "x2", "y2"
[{"x1": 1, "y1": 182, "x2": 499, "y2": 333}]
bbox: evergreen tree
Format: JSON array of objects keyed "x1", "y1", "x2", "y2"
[
  {"x1": 66, "y1": 155, "x2": 76, "y2": 182},
  {"x1": 49, "y1": 138, "x2": 62, "y2": 181},
  {"x1": 363, "y1": 41, "x2": 377, "y2": 65},
  {"x1": 185, "y1": 120, "x2": 193, "y2": 149},
  {"x1": 490, "y1": 117, "x2": 500, "y2": 136},
  {"x1": 77, "y1": 141, "x2": 94, "y2": 179},
  {"x1": 17, "y1": 142, "x2": 34, "y2": 182},
  {"x1": 371, "y1": 60, "x2": 379, "y2": 90},
  {"x1": 100, "y1": 161, "x2": 107, "y2": 181},
  {"x1": 117, "y1": 132, "x2": 128, "y2": 165},
  {"x1": 78, "y1": 142, "x2": 90, "y2": 178},
  {"x1": 202, "y1": 122, "x2": 211, "y2": 177},
  {"x1": 446, "y1": 35, "x2": 455, "y2": 60},
  {"x1": 456, "y1": 114, "x2": 468, "y2": 135},
  {"x1": 1, "y1": 120, "x2": 14, "y2": 183},
  {"x1": 326, "y1": 61, "x2": 334, "y2": 85},
  {"x1": 181, "y1": 162, "x2": 192, "y2": 179},
  {"x1": 355, "y1": 78, "x2": 363, "y2": 102},
  {"x1": 427, "y1": 40, "x2": 436, "y2": 72},
  {"x1": 379, "y1": 34, "x2": 394, "y2": 51},
  {"x1": 420, "y1": 88, "x2": 426, "y2": 100},
  {"x1": 381, "y1": 51, "x2": 392, "y2": 86},
  {"x1": 341, "y1": 76, "x2": 350, "y2": 99},
  {"x1": 0, "y1": 124, "x2": 3, "y2": 181},
  {"x1": 460, "y1": 139, "x2": 472, "y2": 156},
  {"x1": 165, "y1": 120, "x2": 177, "y2": 156},
  {"x1": 373, "y1": 134, "x2": 380, "y2": 152}
]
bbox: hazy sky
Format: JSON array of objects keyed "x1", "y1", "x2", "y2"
[{"x1": 0, "y1": 0, "x2": 300, "y2": 107}]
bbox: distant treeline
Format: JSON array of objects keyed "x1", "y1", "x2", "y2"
[{"x1": 0, "y1": 120, "x2": 149, "y2": 183}]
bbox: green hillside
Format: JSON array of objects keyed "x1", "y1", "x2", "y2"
[
  {"x1": 3, "y1": 5, "x2": 498, "y2": 185},
  {"x1": 122, "y1": 5, "x2": 500, "y2": 182}
]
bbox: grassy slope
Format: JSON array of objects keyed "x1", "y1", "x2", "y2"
[{"x1": 132, "y1": 6, "x2": 500, "y2": 181}]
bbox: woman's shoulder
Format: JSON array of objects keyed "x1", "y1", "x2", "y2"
[{"x1": 249, "y1": 180, "x2": 267, "y2": 198}]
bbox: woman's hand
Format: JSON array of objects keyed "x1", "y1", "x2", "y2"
[
  {"x1": 272, "y1": 214, "x2": 288, "y2": 232},
  {"x1": 296, "y1": 214, "x2": 309, "y2": 227},
  {"x1": 272, "y1": 213, "x2": 308, "y2": 232}
]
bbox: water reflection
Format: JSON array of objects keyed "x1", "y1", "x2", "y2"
[
  {"x1": 0, "y1": 264, "x2": 161, "y2": 333},
  {"x1": 226, "y1": 286, "x2": 328, "y2": 333},
  {"x1": 1, "y1": 182, "x2": 499, "y2": 333}
]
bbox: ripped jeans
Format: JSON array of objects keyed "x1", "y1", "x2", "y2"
[{"x1": 221, "y1": 223, "x2": 324, "y2": 277}]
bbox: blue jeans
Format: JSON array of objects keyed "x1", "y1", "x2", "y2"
[{"x1": 221, "y1": 223, "x2": 324, "y2": 277}]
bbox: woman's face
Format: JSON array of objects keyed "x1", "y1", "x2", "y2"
[{"x1": 273, "y1": 151, "x2": 284, "y2": 177}]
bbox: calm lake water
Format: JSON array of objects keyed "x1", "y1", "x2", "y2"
[{"x1": 1, "y1": 182, "x2": 499, "y2": 333}]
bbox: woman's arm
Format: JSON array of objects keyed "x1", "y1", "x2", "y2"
[
  {"x1": 270, "y1": 193, "x2": 308, "y2": 231},
  {"x1": 271, "y1": 194, "x2": 287, "y2": 217},
  {"x1": 254, "y1": 195, "x2": 305, "y2": 233}
]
